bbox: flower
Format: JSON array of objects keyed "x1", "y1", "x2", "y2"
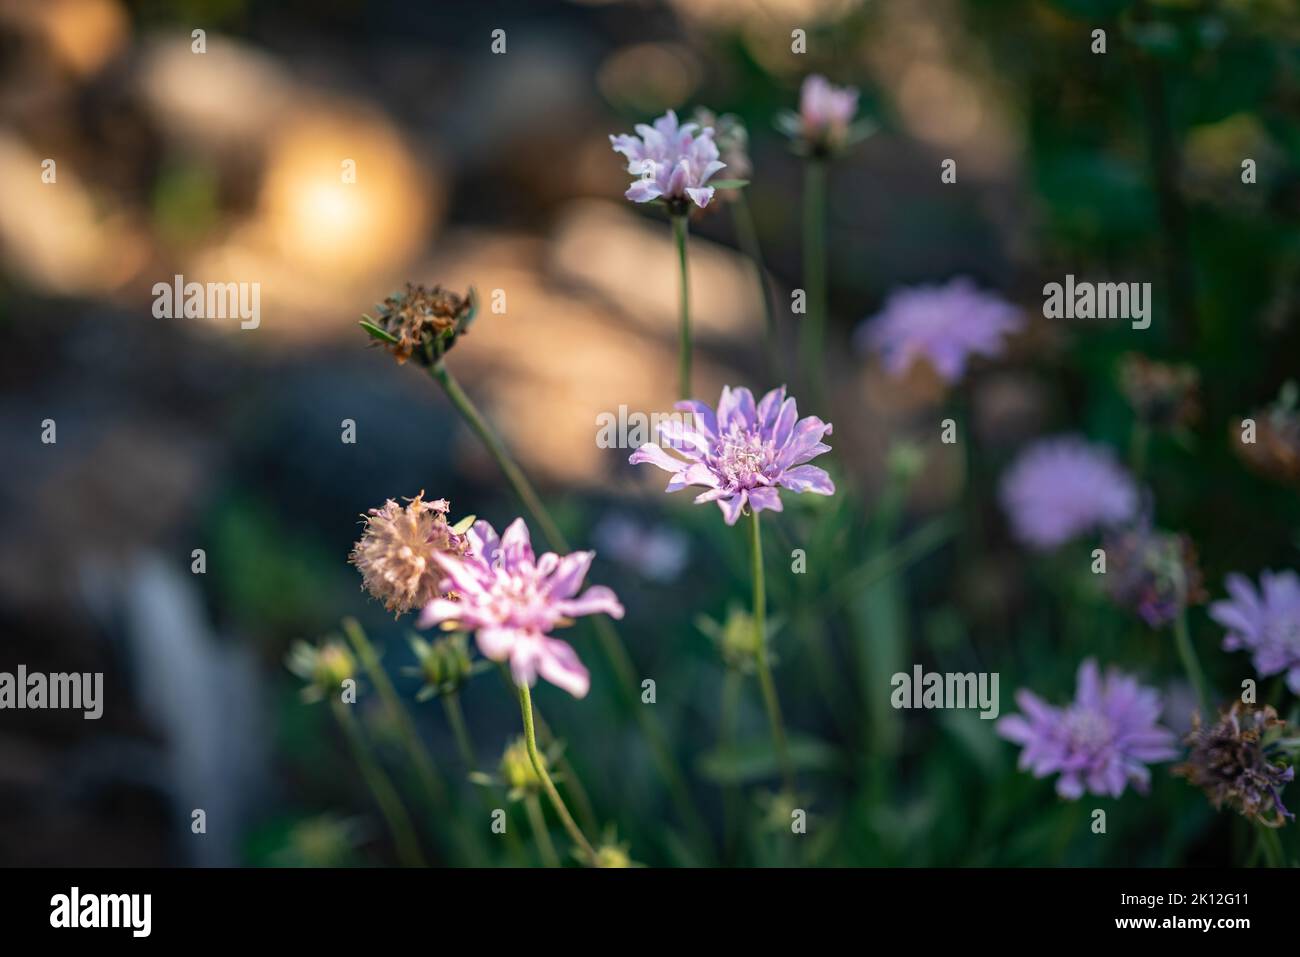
[
  {"x1": 286, "y1": 638, "x2": 356, "y2": 703},
  {"x1": 779, "y1": 74, "x2": 861, "y2": 155},
  {"x1": 405, "y1": 633, "x2": 481, "y2": 700},
  {"x1": 1102, "y1": 522, "x2": 1206, "y2": 629},
  {"x1": 361, "y1": 283, "x2": 475, "y2": 366},
  {"x1": 1209, "y1": 570, "x2": 1300, "y2": 694},
  {"x1": 349, "y1": 493, "x2": 470, "y2": 617},
  {"x1": 628, "y1": 385, "x2": 835, "y2": 525},
  {"x1": 416, "y1": 518, "x2": 624, "y2": 699},
  {"x1": 1118, "y1": 353, "x2": 1199, "y2": 430},
  {"x1": 692, "y1": 107, "x2": 751, "y2": 188},
  {"x1": 609, "y1": 110, "x2": 726, "y2": 211},
  {"x1": 999, "y1": 436, "x2": 1138, "y2": 550},
  {"x1": 1174, "y1": 702, "x2": 1295, "y2": 828},
  {"x1": 592, "y1": 513, "x2": 689, "y2": 583},
  {"x1": 996, "y1": 659, "x2": 1180, "y2": 799},
  {"x1": 500, "y1": 736, "x2": 546, "y2": 799},
  {"x1": 853, "y1": 278, "x2": 1024, "y2": 384},
  {"x1": 1235, "y1": 381, "x2": 1300, "y2": 486}
]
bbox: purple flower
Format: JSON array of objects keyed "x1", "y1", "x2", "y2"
[
  {"x1": 997, "y1": 659, "x2": 1180, "y2": 799},
  {"x1": 999, "y1": 436, "x2": 1138, "y2": 550},
  {"x1": 628, "y1": 385, "x2": 834, "y2": 525},
  {"x1": 799, "y1": 75, "x2": 858, "y2": 147},
  {"x1": 610, "y1": 110, "x2": 726, "y2": 210},
  {"x1": 417, "y1": 518, "x2": 624, "y2": 699},
  {"x1": 1209, "y1": 570, "x2": 1300, "y2": 694},
  {"x1": 854, "y1": 278, "x2": 1023, "y2": 384},
  {"x1": 592, "y1": 514, "x2": 689, "y2": 584}
]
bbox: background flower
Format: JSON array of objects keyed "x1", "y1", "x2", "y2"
[
  {"x1": 416, "y1": 518, "x2": 624, "y2": 698},
  {"x1": 854, "y1": 278, "x2": 1023, "y2": 384},
  {"x1": 997, "y1": 659, "x2": 1179, "y2": 799},
  {"x1": 999, "y1": 436, "x2": 1138, "y2": 550},
  {"x1": 629, "y1": 385, "x2": 834, "y2": 525},
  {"x1": 1209, "y1": 570, "x2": 1300, "y2": 693}
]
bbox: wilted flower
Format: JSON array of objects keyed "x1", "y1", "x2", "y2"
[
  {"x1": 592, "y1": 513, "x2": 689, "y2": 584},
  {"x1": 628, "y1": 385, "x2": 835, "y2": 526},
  {"x1": 286, "y1": 638, "x2": 356, "y2": 703},
  {"x1": 1174, "y1": 702, "x2": 1295, "y2": 828},
  {"x1": 609, "y1": 110, "x2": 726, "y2": 211},
  {"x1": 1235, "y1": 381, "x2": 1300, "y2": 486},
  {"x1": 1118, "y1": 353, "x2": 1199, "y2": 430},
  {"x1": 1209, "y1": 570, "x2": 1300, "y2": 694},
  {"x1": 405, "y1": 633, "x2": 483, "y2": 701},
  {"x1": 999, "y1": 436, "x2": 1138, "y2": 550},
  {"x1": 997, "y1": 659, "x2": 1180, "y2": 799},
  {"x1": 853, "y1": 278, "x2": 1024, "y2": 384},
  {"x1": 361, "y1": 283, "x2": 475, "y2": 366},
  {"x1": 416, "y1": 518, "x2": 624, "y2": 699},
  {"x1": 778, "y1": 75, "x2": 865, "y2": 156},
  {"x1": 349, "y1": 493, "x2": 471, "y2": 617},
  {"x1": 1102, "y1": 522, "x2": 1206, "y2": 628}
]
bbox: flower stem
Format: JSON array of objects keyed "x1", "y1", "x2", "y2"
[
  {"x1": 750, "y1": 509, "x2": 794, "y2": 792},
  {"x1": 719, "y1": 666, "x2": 743, "y2": 861},
  {"x1": 517, "y1": 681, "x2": 596, "y2": 864},
  {"x1": 672, "y1": 212, "x2": 693, "y2": 400},
  {"x1": 429, "y1": 360, "x2": 712, "y2": 850},
  {"x1": 442, "y1": 690, "x2": 477, "y2": 769},
  {"x1": 524, "y1": 793, "x2": 561, "y2": 868},
  {"x1": 731, "y1": 194, "x2": 779, "y2": 383},
  {"x1": 1172, "y1": 610, "x2": 1207, "y2": 715},
  {"x1": 341, "y1": 617, "x2": 447, "y2": 810},
  {"x1": 800, "y1": 157, "x2": 828, "y2": 409},
  {"x1": 330, "y1": 698, "x2": 426, "y2": 867}
]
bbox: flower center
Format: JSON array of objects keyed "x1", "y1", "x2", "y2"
[
  {"x1": 1063, "y1": 707, "x2": 1114, "y2": 753},
  {"x1": 716, "y1": 429, "x2": 770, "y2": 489}
]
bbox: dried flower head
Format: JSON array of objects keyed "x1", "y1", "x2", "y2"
[
  {"x1": 1210, "y1": 570, "x2": 1300, "y2": 694},
  {"x1": 1102, "y1": 522, "x2": 1206, "y2": 629},
  {"x1": 361, "y1": 283, "x2": 475, "y2": 366},
  {"x1": 286, "y1": 638, "x2": 356, "y2": 703},
  {"x1": 997, "y1": 659, "x2": 1180, "y2": 799},
  {"x1": 1117, "y1": 353, "x2": 1199, "y2": 430},
  {"x1": 628, "y1": 385, "x2": 835, "y2": 526},
  {"x1": 417, "y1": 518, "x2": 624, "y2": 699},
  {"x1": 1235, "y1": 381, "x2": 1300, "y2": 486},
  {"x1": 1174, "y1": 702, "x2": 1295, "y2": 828},
  {"x1": 610, "y1": 109, "x2": 727, "y2": 212},
  {"x1": 349, "y1": 493, "x2": 471, "y2": 617}
]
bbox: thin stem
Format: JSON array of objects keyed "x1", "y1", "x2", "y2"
[
  {"x1": 1256, "y1": 824, "x2": 1284, "y2": 868},
  {"x1": 517, "y1": 682, "x2": 596, "y2": 863},
  {"x1": 800, "y1": 158, "x2": 827, "y2": 409},
  {"x1": 1173, "y1": 610, "x2": 1207, "y2": 715},
  {"x1": 429, "y1": 360, "x2": 711, "y2": 850},
  {"x1": 331, "y1": 698, "x2": 426, "y2": 867},
  {"x1": 523, "y1": 793, "x2": 561, "y2": 868},
  {"x1": 341, "y1": 618, "x2": 446, "y2": 810},
  {"x1": 731, "y1": 194, "x2": 779, "y2": 382},
  {"x1": 750, "y1": 509, "x2": 794, "y2": 792},
  {"x1": 719, "y1": 666, "x2": 743, "y2": 862},
  {"x1": 672, "y1": 212, "x2": 693, "y2": 400},
  {"x1": 442, "y1": 691, "x2": 477, "y2": 769}
]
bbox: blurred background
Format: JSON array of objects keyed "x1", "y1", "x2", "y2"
[{"x1": 1, "y1": 0, "x2": 1298, "y2": 867}]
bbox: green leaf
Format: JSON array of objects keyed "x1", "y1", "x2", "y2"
[
  {"x1": 358, "y1": 318, "x2": 398, "y2": 344},
  {"x1": 450, "y1": 514, "x2": 477, "y2": 535}
]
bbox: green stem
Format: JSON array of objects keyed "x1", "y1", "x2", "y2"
[
  {"x1": 1255, "y1": 824, "x2": 1284, "y2": 868},
  {"x1": 331, "y1": 698, "x2": 426, "y2": 867},
  {"x1": 341, "y1": 618, "x2": 446, "y2": 810},
  {"x1": 1172, "y1": 610, "x2": 1207, "y2": 715},
  {"x1": 517, "y1": 682, "x2": 596, "y2": 864},
  {"x1": 731, "y1": 194, "x2": 779, "y2": 382},
  {"x1": 430, "y1": 360, "x2": 711, "y2": 850},
  {"x1": 442, "y1": 691, "x2": 477, "y2": 769},
  {"x1": 719, "y1": 666, "x2": 743, "y2": 861},
  {"x1": 751, "y1": 509, "x2": 794, "y2": 792},
  {"x1": 800, "y1": 158, "x2": 827, "y2": 409},
  {"x1": 672, "y1": 212, "x2": 693, "y2": 400},
  {"x1": 524, "y1": 793, "x2": 561, "y2": 868}
]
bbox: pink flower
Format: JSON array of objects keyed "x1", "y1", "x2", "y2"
[
  {"x1": 799, "y1": 75, "x2": 858, "y2": 147},
  {"x1": 610, "y1": 110, "x2": 726, "y2": 210},
  {"x1": 417, "y1": 518, "x2": 624, "y2": 699}
]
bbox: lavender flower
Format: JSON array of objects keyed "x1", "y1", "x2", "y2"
[
  {"x1": 610, "y1": 110, "x2": 725, "y2": 211},
  {"x1": 854, "y1": 278, "x2": 1024, "y2": 384},
  {"x1": 628, "y1": 385, "x2": 834, "y2": 525},
  {"x1": 796, "y1": 75, "x2": 858, "y2": 153},
  {"x1": 592, "y1": 513, "x2": 689, "y2": 583},
  {"x1": 997, "y1": 659, "x2": 1180, "y2": 799},
  {"x1": 999, "y1": 436, "x2": 1138, "y2": 550},
  {"x1": 1209, "y1": 570, "x2": 1300, "y2": 694},
  {"x1": 416, "y1": 518, "x2": 624, "y2": 699},
  {"x1": 1174, "y1": 702, "x2": 1295, "y2": 828}
]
